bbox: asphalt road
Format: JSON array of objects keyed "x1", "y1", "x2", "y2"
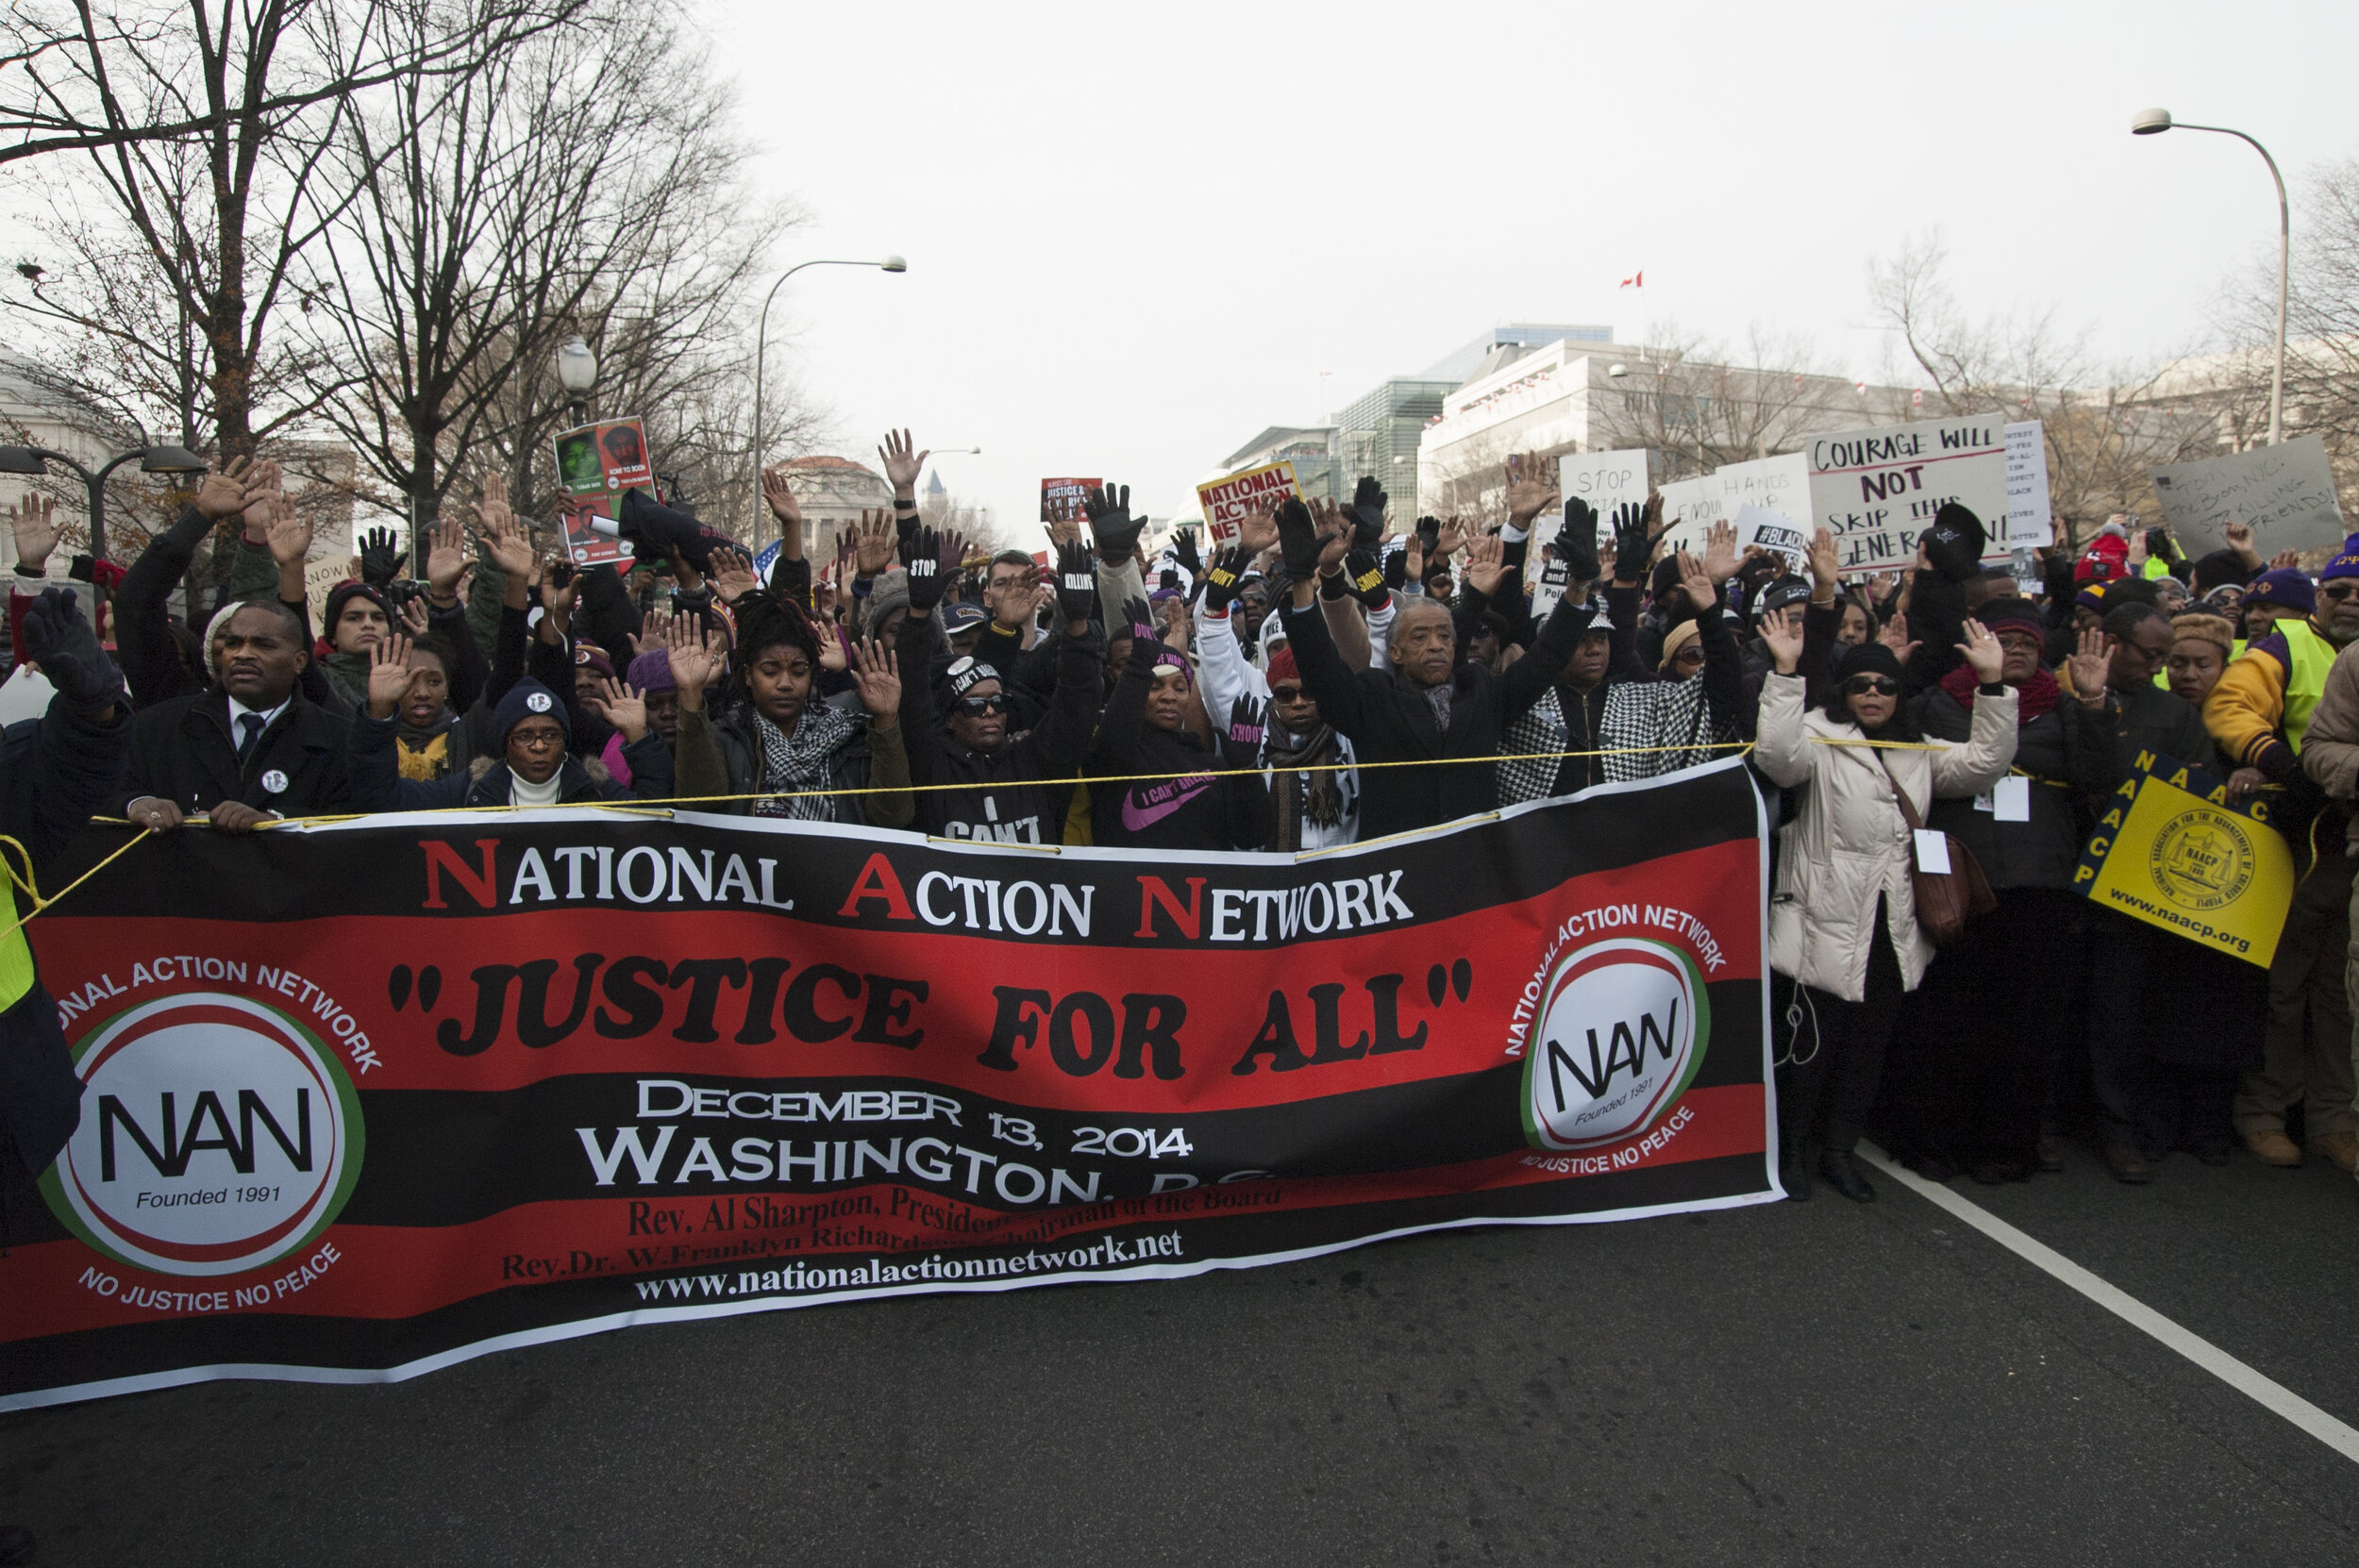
[{"x1": 5, "y1": 1143, "x2": 2357, "y2": 1566}]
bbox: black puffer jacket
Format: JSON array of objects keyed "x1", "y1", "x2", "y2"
[{"x1": 1914, "y1": 684, "x2": 2113, "y2": 890}]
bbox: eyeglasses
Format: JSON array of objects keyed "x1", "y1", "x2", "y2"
[
  {"x1": 510, "y1": 728, "x2": 566, "y2": 750},
  {"x1": 1843, "y1": 676, "x2": 1901, "y2": 696},
  {"x1": 1269, "y1": 684, "x2": 1307, "y2": 703},
  {"x1": 954, "y1": 693, "x2": 1010, "y2": 716}
]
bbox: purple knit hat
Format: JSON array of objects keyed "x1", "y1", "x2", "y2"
[{"x1": 627, "y1": 649, "x2": 676, "y2": 692}]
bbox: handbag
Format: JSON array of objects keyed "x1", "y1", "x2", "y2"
[{"x1": 1876, "y1": 752, "x2": 1997, "y2": 945}]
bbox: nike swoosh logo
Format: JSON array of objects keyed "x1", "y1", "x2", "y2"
[{"x1": 1120, "y1": 774, "x2": 1213, "y2": 833}]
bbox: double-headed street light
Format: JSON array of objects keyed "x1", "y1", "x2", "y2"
[
  {"x1": 751, "y1": 256, "x2": 907, "y2": 534},
  {"x1": 0, "y1": 436, "x2": 208, "y2": 599},
  {"x1": 2132, "y1": 108, "x2": 2289, "y2": 445}
]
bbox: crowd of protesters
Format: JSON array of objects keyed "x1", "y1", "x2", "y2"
[{"x1": 2, "y1": 432, "x2": 2356, "y2": 1212}]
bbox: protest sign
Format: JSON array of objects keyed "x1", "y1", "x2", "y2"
[
  {"x1": 1196, "y1": 462, "x2": 1301, "y2": 548},
  {"x1": 2, "y1": 763, "x2": 1774, "y2": 1409},
  {"x1": 1733, "y1": 504, "x2": 1807, "y2": 573},
  {"x1": 2005, "y1": 422, "x2": 2053, "y2": 548},
  {"x1": 1804, "y1": 414, "x2": 2011, "y2": 572},
  {"x1": 1041, "y1": 477, "x2": 1100, "y2": 527},
  {"x1": 1652, "y1": 477, "x2": 1716, "y2": 555},
  {"x1": 1561, "y1": 451, "x2": 1650, "y2": 538},
  {"x1": 2073, "y1": 750, "x2": 2294, "y2": 969},
  {"x1": 1711, "y1": 454, "x2": 1811, "y2": 530},
  {"x1": 2150, "y1": 434, "x2": 2346, "y2": 556},
  {"x1": 550, "y1": 418, "x2": 651, "y2": 568}
]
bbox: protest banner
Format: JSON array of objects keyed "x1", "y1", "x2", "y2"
[
  {"x1": 1561, "y1": 451, "x2": 1650, "y2": 538},
  {"x1": 550, "y1": 418, "x2": 651, "y2": 568},
  {"x1": 2005, "y1": 422, "x2": 2053, "y2": 548},
  {"x1": 1733, "y1": 504, "x2": 1807, "y2": 573},
  {"x1": 1804, "y1": 414, "x2": 2011, "y2": 572},
  {"x1": 2073, "y1": 750, "x2": 2294, "y2": 969},
  {"x1": 1195, "y1": 463, "x2": 1302, "y2": 548},
  {"x1": 1040, "y1": 477, "x2": 1100, "y2": 527},
  {"x1": 2150, "y1": 434, "x2": 2346, "y2": 557},
  {"x1": 0, "y1": 763, "x2": 1773, "y2": 1409},
  {"x1": 1710, "y1": 454, "x2": 1811, "y2": 531}
]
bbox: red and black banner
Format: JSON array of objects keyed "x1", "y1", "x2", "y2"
[{"x1": 0, "y1": 759, "x2": 1773, "y2": 1408}]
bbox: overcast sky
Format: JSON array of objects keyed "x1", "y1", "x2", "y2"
[{"x1": 711, "y1": 0, "x2": 2352, "y2": 535}]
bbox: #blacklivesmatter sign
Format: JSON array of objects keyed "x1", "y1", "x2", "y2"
[{"x1": 1, "y1": 763, "x2": 1773, "y2": 1409}]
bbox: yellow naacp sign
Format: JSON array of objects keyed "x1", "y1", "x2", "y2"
[{"x1": 2073, "y1": 750, "x2": 2294, "y2": 969}]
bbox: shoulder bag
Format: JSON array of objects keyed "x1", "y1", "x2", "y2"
[{"x1": 1876, "y1": 752, "x2": 1996, "y2": 945}]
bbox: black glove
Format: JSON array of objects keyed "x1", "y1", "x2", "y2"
[
  {"x1": 1222, "y1": 694, "x2": 1268, "y2": 770},
  {"x1": 1554, "y1": 497, "x2": 1601, "y2": 586},
  {"x1": 1610, "y1": 500, "x2": 1663, "y2": 586},
  {"x1": 1172, "y1": 526, "x2": 1201, "y2": 575},
  {"x1": 1343, "y1": 548, "x2": 1389, "y2": 609},
  {"x1": 1053, "y1": 541, "x2": 1098, "y2": 624},
  {"x1": 21, "y1": 586, "x2": 125, "y2": 713},
  {"x1": 1383, "y1": 543, "x2": 1408, "y2": 592},
  {"x1": 1276, "y1": 497, "x2": 1323, "y2": 580},
  {"x1": 1201, "y1": 545, "x2": 1247, "y2": 613},
  {"x1": 2145, "y1": 525, "x2": 2174, "y2": 564},
  {"x1": 358, "y1": 525, "x2": 401, "y2": 588},
  {"x1": 1083, "y1": 483, "x2": 1145, "y2": 565},
  {"x1": 1415, "y1": 515, "x2": 1441, "y2": 556},
  {"x1": 904, "y1": 526, "x2": 951, "y2": 611},
  {"x1": 1349, "y1": 476, "x2": 1388, "y2": 544},
  {"x1": 1116, "y1": 596, "x2": 1159, "y2": 656}
]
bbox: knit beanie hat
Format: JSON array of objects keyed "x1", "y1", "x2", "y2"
[
  {"x1": 572, "y1": 642, "x2": 614, "y2": 680},
  {"x1": 1922, "y1": 503, "x2": 1986, "y2": 583},
  {"x1": 1976, "y1": 596, "x2": 2046, "y2": 642},
  {"x1": 323, "y1": 581, "x2": 390, "y2": 645},
  {"x1": 493, "y1": 677, "x2": 570, "y2": 752},
  {"x1": 1265, "y1": 644, "x2": 1300, "y2": 687},
  {"x1": 2245, "y1": 567, "x2": 2316, "y2": 614},
  {"x1": 2191, "y1": 547, "x2": 2255, "y2": 594},
  {"x1": 2323, "y1": 535, "x2": 2359, "y2": 584},
  {"x1": 863, "y1": 568, "x2": 911, "y2": 633},
  {"x1": 626, "y1": 649, "x2": 676, "y2": 692},
  {"x1": 1836, "y1": 642, "x2": 1904, "y2": 682}
]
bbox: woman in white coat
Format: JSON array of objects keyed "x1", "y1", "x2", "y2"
[{"x1": 1754, "y1": 614, "x2": 2016, "y2": 1202}]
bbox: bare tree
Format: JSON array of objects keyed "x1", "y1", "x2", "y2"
[
  {"x1": 1867, "y1": 229, "x2": 2215, "y2": 551},
  {"x1": 1588, "y1": 323, "x2": 1855, "y2": 481},
  {"x1": 287, "y1": 0, "x2": 800, "y2": 548},
  {"x1": 0, "y1": 0, "x2": 584, "y2": 166}
]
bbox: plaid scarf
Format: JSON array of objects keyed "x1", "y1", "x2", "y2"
[
  {"x1": 752, "y1": 704, "x2": 858, "y2": 821},
  {"x1": 1497, "y1": 689, "x2": 1566, "y2": 806},
  {"x1": 1601, "y1": 675, "x2": 1721, "y2": 784}
]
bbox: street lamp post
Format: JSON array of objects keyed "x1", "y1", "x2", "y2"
[
  {"x1": 750, "y1": 256, "x2": 907, "y2": 533},
  {"x1": 0, "y1": 437, "x2": 207, "y2": 606},
  {"x1": 556, "y1": 335, "x2": 599, "y2": 428},
  {"x1": 2132, "y1": 108, "x2": 2289, "y2": 445}
]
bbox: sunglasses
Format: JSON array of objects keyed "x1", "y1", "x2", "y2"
[
  {"x1": 1270, "y1": 684, "x2": 1307, "y2": 703},
  {"x1": 1843, "y1": 676, "x2": 1901, "y2": 696},
  {"x1": 2322, "y1": 584, "x2": 2359, "y2": 602},
  {"x1": 954, "y1": 693, "x2": 1010, "y2": 717}
]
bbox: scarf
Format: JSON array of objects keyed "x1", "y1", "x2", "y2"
[
  {"x1": 1601, "y1": 674, "x2": 1718, "y2": 784},
  {"x1": 752, "y1": 704, "x2": 858, "y2": 821},
  {"x1": 1422, "y1": 680, "x2": 1453, "y2": 732},
  {"x1": 1941, "y1": 661, "x2": 2059, "y2": 723},
  {"x1": 1263, "y1": 721, "x2": 1345, "y2": 851},
  {"x1": 396, "y1": 708, "x2": 461, "y2": 782},
  {"x1": 1498, "y1": 689, "x2": 1566, "y2": 806}
]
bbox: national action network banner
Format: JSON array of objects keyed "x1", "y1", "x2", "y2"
[{"x1": 0, "y1": 759, "x2": 1773, "y2": 1409}]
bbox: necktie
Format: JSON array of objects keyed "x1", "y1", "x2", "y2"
[{"x1": 236, "y1": 712, "x2": 266, "y2": 766}]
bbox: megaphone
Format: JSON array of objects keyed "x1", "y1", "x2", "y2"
[{"x1": 616, "y1": 488, "x2": 744, "y2": 575}]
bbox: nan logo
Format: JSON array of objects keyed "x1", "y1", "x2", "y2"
[
  {"x1": 1522, "y1": 938, "x2": 1709, "y2": 1151},
  {"x1": 42, "y1": 993, "x2": 363, "y2": 1276}
]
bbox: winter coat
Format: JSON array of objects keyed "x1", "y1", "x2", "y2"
[
  {"x1": 897, "y1": 608, "x2": 1099, "y2": 843},
  {"x1": 344, "y1": 712, "x2": 674, "y2": 810},
  {"x1": 112, "y1": 687, "x2": 353, "y2": 821},
  {"x1": 1754, "y1": 673, "x2": 2018, "y2": 1001},
  {"x1": 1914, "y1": 686, "x2": 2112, "y2": 892},
  {"x1": 674, "y1": 699, "x2": 914, "y2": 829}
]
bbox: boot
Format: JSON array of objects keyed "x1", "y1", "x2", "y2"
[{"x1": 1817, "y1": 1148, "x2": 1876, "y2": 1203}]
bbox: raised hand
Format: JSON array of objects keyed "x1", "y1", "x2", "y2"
[
  {"x1": 1553, "y1": 496, "x2": 1601, "y2": 586},
  {"x1": 903, "y1": 525, "x2": 952, "y2": 611},
  {"x1": 2067, "y1": 626, "x2": 2109, "y2": 699},
  {"x1": 1504, "y1": 452, "x2": 1559, "y2": 527},
  {"x1": 1463, "y1": 533, "x2": 1506, "y2": 596},
  {"x1": 398, "y1": 594, "x2": 430, "y2": 639},
  {"x1": 1172, "y1": 525, "x2": 1201, "y2": 575},
  {"x1": 847, "y1": 638, "x2": 901, "y2": 724},
  {"x1": 853, "y1": 509, "x2": 898, "y2": 576},
  {"x1": 1054, "y1": 540, "x2": 1098, "y2": 626},
  {"x1": 1434, "y1": 516, "x2": 1468, "y2": 559},
  {"x1": 1275, "y1": 497, "x2": 1323, "y2": 580},
  {"x1": 363, "y1": 631, "x2": 415, "y2": 718},
  {"x1": 877, "y1": 429, "x2": 928, "y2": 499},
  {"x1": 192, "y1": 454, "x2": 252, "y2": 521},
  {"x1": 1348, "y1": 475, "x2": 1390, "y2": 542},
  {"x1": 1761, "y1": 608, "x2": 1806, "y2": 674},
  {"x1": 18, "y1": 586, "x2": 125, "y2": 714},
  {"x1": 667, "y1": 619, "x2": 724, "y2": 702},
  {"x1": 1808, "y1": 525, "x2": 1840, "y2": 595},
  {"x1": 424, "y1": 515, "x2": 467, "y2": 595},
  {"x1": 7, "y1": 491, "x2": 57, "y2": 574},
  {"x1": 1309, "y1": 497, "x2": 1352, "y2": 572},
  {"x1": 1403, "y1": 527, "x2": 1426, "y2": 587},
  {"x1": 1116, "y1": 595, "x2": 1159, "y2": 654},
  {"x1": 1674, "y1": 550, "x2": 1723, "y2": 614},
  {"x1": 358, "y1": 525, "x2": 402, "y2": 588},
  {"x1": 2223, "y1": 521, "x2": 2259, "y2": 562},
  {"x1": 1958, "y1": 618, "x2": 2004, "y2": 685},
  {"x1": 238, "y1": 456, "x2": 281, "y2": 537},
  {"x1": 1222, "y1": 693, "x2": 1268, "y2": 769},
  {"x1": 1237, "y1": 499, "x2": 1281, "y2": 557},
  {"x1": 586, "y1": 676, "x2": 648, "y2": 742},
  {"x1": 1344, "y1": 547, "x2": 1389, "y2": 608},
  {"x1": 761, "y1": 464, "x2": 804, "y2": 527},
  {"x1": 2270, "y1": 548, "x2": 2300, "y2": 572},
  {"x1": 1880, "y1": 609, "x2": 1921, "y2": 667},
  {"x1": 708, "y1": 545, "x2": 761, "y2": 604},
  {"x1": 1199, "y1": 544, "x2": 1247, "y2": 614},
  {"x1": 1700, "y1": 518, "x2": 1740, "y2": 588},
  {"x1": 1083, "y1": 483, "x2": 1145, "y2": 565},
  {"x1": 259, "y1": 491, "x2": 311, "y2": 569}
]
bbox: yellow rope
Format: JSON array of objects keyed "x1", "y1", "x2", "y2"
[{"x1": 0, "y1": 828, "x2": 153, "y2": 943}]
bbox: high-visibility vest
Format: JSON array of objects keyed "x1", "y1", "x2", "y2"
[
  {"x1": 2283, "y1": 620, "x2": 2336, "y2": 754},
  {"x1": 0, "y1": 878, "x2": 35, "y2": 1013}
]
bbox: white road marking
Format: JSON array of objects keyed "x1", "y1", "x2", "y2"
[{"x1": 1859, "y1": 1144, "x2": 2359, "y2": 1465}]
